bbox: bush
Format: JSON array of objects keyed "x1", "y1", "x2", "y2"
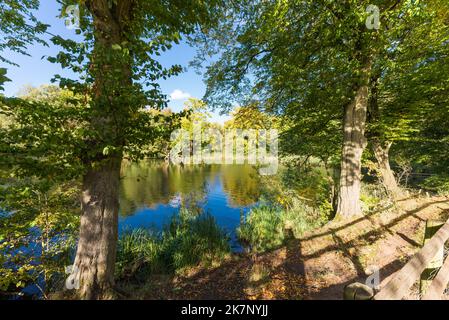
[
  {"x1": 360, "y1": 183, "x2": 389, "y2": 212},
  {"x1": 116, "y1": 209, "x2": 230, "y2": 279},
  {"x1": 258, "y1": 163, "x2": 335, "y2": 225}
]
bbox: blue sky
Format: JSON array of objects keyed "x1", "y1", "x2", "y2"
[{"x1": 1, "y1": 2, "x2": 230, "y2": 123}]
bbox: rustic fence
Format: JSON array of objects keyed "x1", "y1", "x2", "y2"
[{"x1": 345, "y1": 219, "x2": 449, "y2": 300}]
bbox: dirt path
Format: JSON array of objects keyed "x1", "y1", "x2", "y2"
[
  {"x1": 300, "y1": 195, "x2": 449, "y2": 299},
  {"x1": 126, "y1": 195, "x2": 449, "y2": 300}
]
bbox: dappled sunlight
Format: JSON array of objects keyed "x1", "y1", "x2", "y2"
[
  {"x1": 1, "y1": 0, "x2": 448, "y2": 303},
  {"x1": 131, "y1": 196, "x2": 449, "y2": 300}
]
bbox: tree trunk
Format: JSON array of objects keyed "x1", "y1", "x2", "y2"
[
  {"x1": 371, "y1": 140, "x2": 402, "y2": 198},
  {"x1": 336, "y1": 75, "x2": 370, "y2": 217},
  {"x1": 72, "y1": 157, "x2": 121, "y2": 299},
  {"x1": 70, "y1": 0, "x2": 134, "y2": 299},
  {"x1": 366, "y1": 71, "x2": 403, "y2": 198}
]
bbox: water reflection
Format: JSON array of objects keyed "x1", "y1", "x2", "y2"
[{"x1": 118, "y1": 161, "x2": 262, "y2": 251}]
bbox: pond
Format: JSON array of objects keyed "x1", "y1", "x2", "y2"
[
  {"x1": 118, "y1": 161, "x2": 264, "y2": 251},
  {"x1": 4, "y1": 161, "x2": 266, "y2": 299}
]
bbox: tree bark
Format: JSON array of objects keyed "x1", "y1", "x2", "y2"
[
  {"x1": 73, "y1": 157, "x2": 121, "y2": 299},
  {"x1": 71, "y1": 0, "x2": 134, "y2": 299},
  {"x1": 371, "y1": 140, "x2": 402, "y2": 198},
  {"x1": 336, "y1": 84, "x2": 369, "y2": 217},
  {"x1": 367, "y1": 72, "x2": 403, "y2": 198}
]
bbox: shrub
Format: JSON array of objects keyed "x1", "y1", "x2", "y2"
[
  {"x1": 360, "y1": 183, "x2": 387, "y2": 212},
  {"x1": 259, "y1": 163, "x2": 335, "y2": 219}
]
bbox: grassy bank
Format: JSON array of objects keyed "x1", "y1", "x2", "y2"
[
  {"x1": 238, "y1": 199, "x2": 329, "y2": 253},
  {"x1": 116, "y1": 209, "x2": 230, "y2": 281}
]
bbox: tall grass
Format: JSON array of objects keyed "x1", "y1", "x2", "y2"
[
  {"x1": 238, "y1": 197, "x2": 328, "y2": 253},
  {"x1": 115, "y1": 229, "x2": 162, "y2": 278},
  {"x1": 116, "y1": 209, "x2": 230, "y2": 279},
  {"x1": 161, "y1": 208, "x2": 230, "y2": 271}
]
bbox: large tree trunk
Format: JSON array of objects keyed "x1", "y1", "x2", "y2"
[
  {"x1": 71, "y1": 0, "x2": 134, "y2": 299},
  {"x1": 336, "y1": 84, "x2": 369, "y2": 217},
  {"x1": 371, "y1": 140, "x2": 402, "y2": 198},
  {"x1": 73, "y1": 157, "x2": 121, "y2": 299}
]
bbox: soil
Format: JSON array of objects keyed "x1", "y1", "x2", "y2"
[{"x1": 121, "y1": 194, "x2": 449, "y2": 300}]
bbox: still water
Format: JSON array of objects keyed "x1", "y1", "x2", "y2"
[
  {"x1": 7, "y1": 161, "x2": 264, "y2": 299},
  {"x1": 118, "y1": 161, "x2": 263, "y2": 251}
]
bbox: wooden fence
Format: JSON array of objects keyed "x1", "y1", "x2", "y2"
[{"x1": 345, "y1": 219, "x2": 449, "y2": 300}]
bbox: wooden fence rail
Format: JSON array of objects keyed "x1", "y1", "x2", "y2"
[
  {"x1": 374, "y1": 219, "x2": 449, "y2": 300},
  {"x1": 344, "y1": 218, "x2": 449, "y2": 300}
]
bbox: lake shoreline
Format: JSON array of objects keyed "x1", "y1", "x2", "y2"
[{"x1": 112, "y1": 195, "x2": 449, "y2": 300}]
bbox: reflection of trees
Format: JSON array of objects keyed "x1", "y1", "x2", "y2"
[
  {"x1": 119, "y1": 161, "x2": 262, "y2": 216},
  {"x1": 119, "y1": 161, "x2": 219, "y2": 216},
  {"x1": 166, "y1": 164, "x2": 213, "y2": 214},
  {"x1": 220, "y1": 164, "x2": 260, "y2": 207}
]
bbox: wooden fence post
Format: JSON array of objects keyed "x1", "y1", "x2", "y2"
[{"x1": 420, "y1": 220, "x2": 445, "y2": 296}]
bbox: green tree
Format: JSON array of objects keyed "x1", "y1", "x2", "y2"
[
  {"x1": 0, "y1": 85, "x2": 82, "y2": 297},
  {"x1": 1, "y1": 1, "x2": 221, "y2": 299},
  {"x1": 192, "y1": 0, "x2": 448, "y2": 217},
  {"x1": 45, "y1": 0, "x2": 220, "y2": 299},
  {"x1": 0, "y1": 0, "x2": 47, "y2": 66},
  {"x1": 224, "y1": 102, "x2": 277, "y2": 130},
  {"x1": 364, "y1": 0, "x2": 449, "y2": 197}
]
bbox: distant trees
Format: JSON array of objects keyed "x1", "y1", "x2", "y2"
[
  {"x1": 224, "y1": 102, "x2": 277, "y2": 130},
  {"x1": 136, "y1": 107, "x2": 187, "y2": 160}
]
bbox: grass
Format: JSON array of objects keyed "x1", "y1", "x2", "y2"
[
  {"x1": 249, "y1": 264, "x2": 270, "y2": 283},
  {"x1": 116, "y1": 208, "x2": 230, "y2": 280},
  {"x1": 115, "y1": 229, "x2": 162, "y2": 278},
  {"x1": 238, "y1": 197, "x2": 329, "y2": 253}
]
